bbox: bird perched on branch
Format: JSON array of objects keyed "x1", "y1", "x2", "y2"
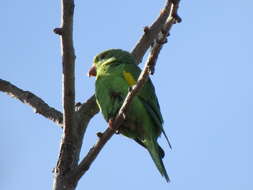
[{"x1": 88, "y1": 49, "x2": 171, "y2": 182}]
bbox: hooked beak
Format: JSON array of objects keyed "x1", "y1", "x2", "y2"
[{"x1": 88, "y1": 65, "x2": 97, "y2": 77}]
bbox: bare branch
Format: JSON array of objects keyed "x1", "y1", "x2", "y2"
[
  {"x1": 53, "y1": 0, "x2": 79, "y2": 189},
  {"x1": 131, "y1": 0, "x2": 172, "y2": 63},
  {"x1": 75, "y1": 95, "x2": 99, "y2": 130},
  {"x1": 0, "y1": 79, "x2": 63, "y2": 125},
  {"x1": 148, "y1": 3, "x2": 181, "y2": 75},
  {"x1": 170, "y1": 0, "x2": 182, "y2": 23},
  {"x1": 131, "y1": 0, "x2": 181, "y2": 64},
  {"x1": 74, "y1": 96, "x2": 99, "y2": 136},
  {"x1": 69, "y1": 0, "x2": 182, "y2": 182},
  {"x1": 61, "y1": 0, "x2": 76, "y2": 135}
]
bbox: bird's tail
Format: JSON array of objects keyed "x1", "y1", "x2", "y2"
[{"x1": 146, "y1": 140, "x2": 170, "y2": 182}]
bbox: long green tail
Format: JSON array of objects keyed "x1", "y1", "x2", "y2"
[{"x1": 146, "y1": 140, "x2": 170, "y2": 182}]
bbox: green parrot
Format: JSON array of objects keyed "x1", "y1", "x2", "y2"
[{"x1": 88, "y1": 49, "x2": 171, "y2": 182}]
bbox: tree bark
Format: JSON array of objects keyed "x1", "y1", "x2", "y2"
[{"x1": 53, "y1": 0, "x2": 79, "y2": 189}]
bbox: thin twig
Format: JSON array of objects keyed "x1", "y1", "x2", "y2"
[
  {"x1": 0, "y1": 79, "x2": 63, "y2": 125},
  {"x1": 131, "y1": 0, "x2": 181, "y2": 64},
  {"x1": 148, "y1": 4, "x2": 180, "y2": 75},
  {"x1": 131, "y1": 0, "x2": 172, "y2": 64}
]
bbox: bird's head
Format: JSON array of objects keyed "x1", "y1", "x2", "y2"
[{"x1": 88, "y1": 49, "x2": 136, "y2": 77}]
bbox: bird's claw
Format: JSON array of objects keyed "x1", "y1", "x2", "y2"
[
  {"x1": 108, "y1": 118, "x2": 114, "y2": 129},
  {"x1": 109, "y1": 118, "x2": 120, "y2": 134}
]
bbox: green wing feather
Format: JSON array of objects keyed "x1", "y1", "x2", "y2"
[
  {"x1": 95, "y1": 71, "x2": 127, "y2": 121},
  {"x1": 123, "y1": 63, "x2": 171, "y2": 148},
  {"x1": 123, "y1": 63, "x2": 171, "y2": 181}
]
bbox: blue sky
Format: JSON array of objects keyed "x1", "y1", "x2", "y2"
[{"x1": 1, "y1": 0, "x2": 252, "y2": 190}]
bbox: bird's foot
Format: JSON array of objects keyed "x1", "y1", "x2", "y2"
[
  {"x1": 108, "y1": 118, "x2": 114, "y2": 129},
  {"x1": 108, "y1": 118, "x2": 120, "y2": 134}
]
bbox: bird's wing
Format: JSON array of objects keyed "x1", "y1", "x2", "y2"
[
  {"x1": 95, "y1": 75, "x2": 126, "y2": 121},
  {"x1": 123, "y1": 63, "x2": 171, "y2": 148}
]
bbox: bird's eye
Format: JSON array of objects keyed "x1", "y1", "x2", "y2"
[{"x1": 100, "y1": 53, "x2": 106, "y2": 60}]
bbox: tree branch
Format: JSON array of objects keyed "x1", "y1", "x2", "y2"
[
  {"x1": 0, "y1": 79, "x2": 63, "y2": 125},
  {"x1": 69, "y1": 0, "x2": 181, "y2": 183},
  {"x1": 131, "y1": 0, "x2": 181, "y2": 64},
  {"x1": 53, "y1": 0, "x2": 79, "y2": 189},
  {"x1": 61, "y1": 0, "x2": 76, "y2": 135},
  {"x1": 75, "y1": 95, "x2": 99, "y2": 130},
  {"x1": 131, "y1": 0, "x2": 171, "y2": 63},
  {"x1": 148, "y1": 2, "x2": 181, "y2": 75}
]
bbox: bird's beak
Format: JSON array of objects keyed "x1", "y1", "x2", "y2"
[{"x1": 88, "y1": 65, "x2": 97, "y2": 77}]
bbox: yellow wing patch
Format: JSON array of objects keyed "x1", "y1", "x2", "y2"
[{"x1": 123, "y1": 71, "x2": 136, "y2": 86}]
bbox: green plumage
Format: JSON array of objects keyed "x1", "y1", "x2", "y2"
[{"x1": 91, "y1": 49, "x2": 170, "y2": 182}]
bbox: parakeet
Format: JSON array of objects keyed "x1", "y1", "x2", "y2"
[{"x1": 88, "y1": 49, "x2": 171, "y2": 182}]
